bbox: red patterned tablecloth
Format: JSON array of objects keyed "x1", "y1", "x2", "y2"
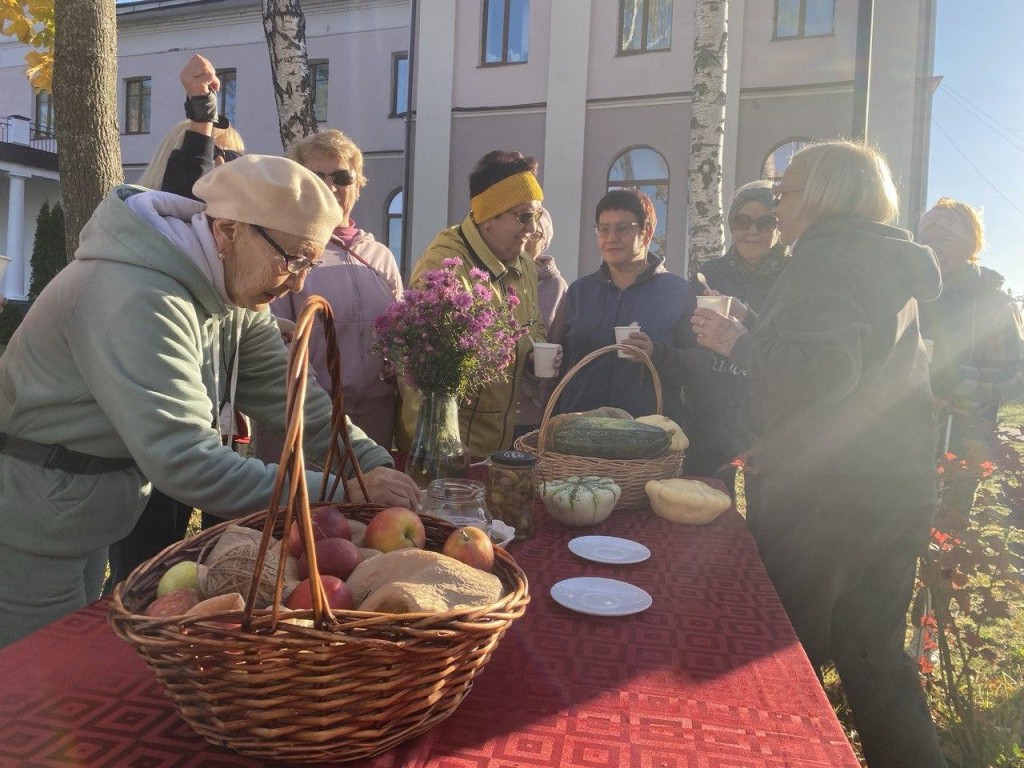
[{"x1": 0, "y1": 496, "x2": 860, "y2": 768}]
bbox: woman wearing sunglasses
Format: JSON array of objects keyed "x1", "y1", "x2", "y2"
[
  {"x1": 682, "y1": 181, "x2": 789, "y2": 490},
  {"x1": 255, "y1": 129, "x2": 403, "y2": 456}
]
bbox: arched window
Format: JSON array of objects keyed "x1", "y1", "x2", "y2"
[
  {"x1": 384, "y1": 189, "x2": 404, "y2": 268},
  {"x1": 761, "y1": 138, "x2": 812, "y2": 182},
  {"x1": 607, "y1": 146, "x2": 669, "y2": 259}
]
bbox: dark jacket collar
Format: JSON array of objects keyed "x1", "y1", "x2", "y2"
[{"x1": 597, "y1": 252, "x2": 666, "y2": 287}]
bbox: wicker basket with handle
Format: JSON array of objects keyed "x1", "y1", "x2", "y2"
[
  {"x1": 513, "y1": 343, "x2": 685, "y2": 509},
  {"x1": 109, "y1": 296, "x2": 530, "y2": 764}
]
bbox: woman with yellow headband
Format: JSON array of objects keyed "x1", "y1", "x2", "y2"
[
  {"x1": 918, "y1": 197, "x2": 1024, "y2": 521},
  {"x1": 398, "y1": 150, "x2": 548, "y2": 457}
]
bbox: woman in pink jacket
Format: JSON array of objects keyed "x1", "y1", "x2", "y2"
[{"x1": 257, "y1": 130, "x2": 403, "y2": 454}]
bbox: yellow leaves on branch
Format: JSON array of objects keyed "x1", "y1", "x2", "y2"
[{"x1": 1, "y1": 0, "x2": 54, "y2": 92}]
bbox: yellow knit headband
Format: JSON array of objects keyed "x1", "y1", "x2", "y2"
[{"x1": 470, "y1": 171, "x2": 544, "y2": 223}]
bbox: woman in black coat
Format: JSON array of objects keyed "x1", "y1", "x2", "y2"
[{"x1": 691, "y1": 141, "x2": 947, "y2": 768}]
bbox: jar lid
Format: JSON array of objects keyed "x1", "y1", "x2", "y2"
[{"x1": 490, "y1": 449, "x2": 537, "y2": 467}]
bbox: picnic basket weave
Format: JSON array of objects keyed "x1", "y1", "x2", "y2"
[
  {"x1": 109, "y1": 296, "x2": 530, "y2": 764},
  {"x1": 513, "y1": 343, "x2": 685, "y2": 509}
]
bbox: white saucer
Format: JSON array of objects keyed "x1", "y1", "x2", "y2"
[
  {"x1": 568, "y1": 535, "x2": 651, "y2": 565},
  {"x1": 488, "y1": 520, "x2": 515, "y2": 548},
  {"x1": 550, "y1": 577, "x2": 653, "y2": 617}
]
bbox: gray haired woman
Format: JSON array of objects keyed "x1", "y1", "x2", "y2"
[{"x1": 691, "y1": 141, "x2": 947, "y2": 768}]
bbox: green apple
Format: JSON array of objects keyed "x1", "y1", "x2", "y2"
[{"x1": 156, "y1": 561, "x2": 202, "y2": 598}]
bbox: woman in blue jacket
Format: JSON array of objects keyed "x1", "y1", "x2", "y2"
[{"x1": 548, "y1": 188, "x2": 696, "y2": 426}]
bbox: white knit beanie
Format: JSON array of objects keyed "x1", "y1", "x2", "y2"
[{"x1": 193, "y1": 154, "x2": 343, "y2": 246}]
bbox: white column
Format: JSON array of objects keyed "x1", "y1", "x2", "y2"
[
  {"x1": 722, "y1": 0, "x2": 745, "y2": 211},
  {"x1": 409, "y1": 0, "x2": 456, "y2": 264},
  {"x1": 4, "y1": 173, "x2": 29, "y2": 300},
  {"x1": 542, "y1": 0, "x2": 592, "y2": 284}
]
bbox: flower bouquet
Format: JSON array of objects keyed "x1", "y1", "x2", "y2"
[{"x1": 374, "y1": 258, "x2": 527, "y2": 485}]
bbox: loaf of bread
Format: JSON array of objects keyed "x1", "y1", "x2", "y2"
[{"x1": 347, "y1": 549, "x2": 503, "y2": 614}]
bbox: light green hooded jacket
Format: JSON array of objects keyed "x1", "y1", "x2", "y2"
[{"x1": 0, "y1": 187, "x2": 391, "y2": 556}]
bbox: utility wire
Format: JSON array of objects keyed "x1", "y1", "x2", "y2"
[
  {"x1": 942, "y1": 83, "x2": 1024, "y2": 146},
  {"x1": 932, "y1": 117, "x2": 1024, "y2": 220},
  {"x1": 938, "y1": 85, "x2": 1024, "y2": 155}
]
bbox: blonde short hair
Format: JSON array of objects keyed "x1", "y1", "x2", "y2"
[
  {"x1": 788, "y1": 140, "x2": 900, "y2": 225},
  {"x1": 137, "y1": 120, "x2": 245, "y2": 190},
  {"x1": 924, "y1": 197, "x2": 985, "y2": 261},
  {"x1": 287, "y1": 129, "x2": 367, "y2": 188}
]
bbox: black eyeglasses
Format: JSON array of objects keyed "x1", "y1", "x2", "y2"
[
  {"x1": 506, "y1": 209, "x2": 543, "y2": 226},
  {"x1": 251, "y1": 225, "x2": 319, "y2": 275},
  {"x1": 730, "y1": 213, "x2": 778, "y2": 233},
  {"x1": 214, "y1": 147, "x2": 243, "y2": 163},
  {"x1": 316, "y1": 169, "x2": 357, "y2": 187}
]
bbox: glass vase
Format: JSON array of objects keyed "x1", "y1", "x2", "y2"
[{"x1": 405, "y1": 389, "x2": 470, "y2": 489}]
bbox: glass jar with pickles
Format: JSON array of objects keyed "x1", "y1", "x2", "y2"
[{"x1": 486, "y1": 450, "x2": 537, "y2": 539}]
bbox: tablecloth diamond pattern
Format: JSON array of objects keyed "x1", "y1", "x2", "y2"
[{"x1": 0, "y1": 498, "x2": 860, "y2": 768}]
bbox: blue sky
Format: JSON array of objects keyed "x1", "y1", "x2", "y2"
[{"x1": 927, "y1": 0, "x2": 1024, "y2": 295}]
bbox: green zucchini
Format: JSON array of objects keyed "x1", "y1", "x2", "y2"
[{"x1": 552, "y1": 416, "x2": 670, "y2": 459}]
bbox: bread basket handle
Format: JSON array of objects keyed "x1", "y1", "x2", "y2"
[
  {"x1": 536, "y1": 343, "x2": 662, "y2": 454},
  {"x1": 243, "y1": 295, "x2": 368, "y2": 631}
]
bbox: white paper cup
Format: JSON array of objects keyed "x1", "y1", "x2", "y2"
[
  {"x1": 696, "y1": 295, "x2": 733, "y2": 317},
  {"x1": 532, "y1": 342, "x2": 560, "y2": 378},
  {"x1": 615, "y1": 326, "x2": 640, "y2": 358},
  {"x1": 923, "y1": 339, "x2": 934, "y2": 365},
  {"x1": 0, "y1": 255, "x2": 10, "y2": 284}
]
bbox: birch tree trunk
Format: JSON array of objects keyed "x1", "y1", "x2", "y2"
[
  {"x1": 52, "y1": 0, "x2": 123, "y2": 260},
  {"x1": 686, "y1": 0, "x2": 728, "y2": 280},
  {"x1": 262, "y1": 0, "x2": 317, "y2": 150}
]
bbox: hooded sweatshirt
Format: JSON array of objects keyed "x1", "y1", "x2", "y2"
[
  {"x1": 0, "y1": 187, "x2": 391, "y2": 554},
  {"x1": 729, "y1": 216, "x2": 941, "y2": 490},
  {"x1": 266, "y1": 225, "x2": 402, "y2": 448}
]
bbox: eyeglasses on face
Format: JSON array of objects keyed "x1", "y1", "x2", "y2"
[
  {"x1": 316, "y1": 169, "x2": 357, "y2": 187},
  {"x1": 251, "y1": 224, "x2": 319, "y2": 275},
  {"x1": 772, "y1": 183, "x2": 804, "y2": 204},
  {"x1": 594, "y1": 221, "x2": 641, "y2": 239},
  {"x1": 730, "y1": 213, "x2": 779, "y2": 233},
  {"x1": 506, "y1": 209, "x2": 543, "y2": 226},
  {"x1": 214, "y1": 147, "x2": 243, "y2": 162}
]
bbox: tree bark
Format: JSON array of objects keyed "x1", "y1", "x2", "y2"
[
  {"x1": 262, "y1": 0, "x2": 317, "y2": 151},
  {"x1": 686, "y1": 0, "x2": 728, "y2": 281},
  {"x1": 52, "y1": 0, "x2": 123, "y2": 261}
]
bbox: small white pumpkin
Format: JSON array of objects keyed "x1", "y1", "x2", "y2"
[
  {"x1": 539, "y1": 476, "x2": 622, "y2": 527},
  {"x1": 635, "y1": 415, "x2": 689, "y2": 451}
]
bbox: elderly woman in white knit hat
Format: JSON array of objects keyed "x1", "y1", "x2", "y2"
[{"x1": 0, "y1": 155, "x2": 420, "y2": 648}]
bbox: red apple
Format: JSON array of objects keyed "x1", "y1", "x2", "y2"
[
  {"x1": 364, "y1": 507, "x2": 426, "y2": 552},
  {"x1": 442, "y1": 526, "x2": 495, "y2": 572},
  {"x1": 313, "y1": 506, "x2": 352, "y2": 540},
  {"x1": 285, "y1": 576, "x2": 353, "y2": 611},
  {"x1": 287, "y1": 506, "x2": 352, "y2": 557},
  {"x1": 298, "y1": 537, "x2": 363, "y2": 580},
  {"x1": 145, "y1": 588, "x2": 200, "y2": 617}
]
